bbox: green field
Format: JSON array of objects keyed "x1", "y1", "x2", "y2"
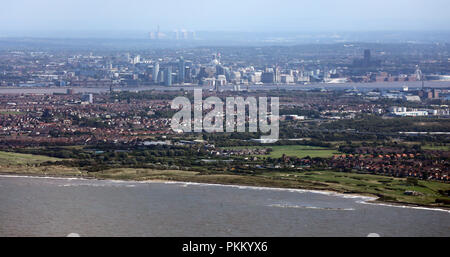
[
  {"x1": 82, "y1": 168, "x2": 450, "y2": 207},
  {"x1": 0, "y1": 156, "x2": 448, "y2": 207},
  {"x1": 0, "y1": 151, "x2": 62, "y2": 165},
  {"x1": 260, "y1": 170, "x2": 450, "y2": 206},
  {"x1": 422, "y1": 144, "x2": 450, "y2": 151},
  {"x1": 0, "y1": 148, "x2": 448, "y2": 208},
  {"x1": 223, "y1": 145, "x2": 340, "y2": 158}
]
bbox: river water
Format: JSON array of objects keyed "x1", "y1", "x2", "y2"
[
  {"x1": 1, "y1": 81, "x2": 449, "y2": 95},
  {"x1": 0, "y1": 175, "x2": 448, "y2": 237}
]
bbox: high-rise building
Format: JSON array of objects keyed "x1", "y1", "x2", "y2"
[
  {"x1": 364, "y1": 49, "x2": 371, "y2": 66},
  {"x1": 185, "y1": 66, "x2": 192, "y2": 82},
  {"x1": 353, "y1": 49, "x2": 375, "y2": 67},
  {"x1": 130, "y1": 55, "x2": 140, "y2": 64},
  {"x1": 178, "y1": 57, "x2": 185, "y2": 84},
  {"x1": 197, "y1": 67, "x2": 208, "y2": 80},
  {"x1": 159, "y1": 70, "x2": 164, "y2": 83},
  {"x1": 180, "y1": 29, "x2": 188, "y2": 40},
  {"x1": 274, "y1": 66, "x2": 280, "y2": 83},
  {"x1": 433, "y1": 89, "x2": 439, "y2": 99},
  {"x1": 261, "y1": 72, "x2": 275, "y2": 83},
  {"x1": 165, "y1": 67, "x2": 172, "y2": 86},
  {"x1": 231, "y1": 71, "x2": 241, "y2": 82},
  {"x1": 281, "y1": 75, "x2": 294, "y2": 83},
  {"x1": 153, "y1": 62, "x2": 159, "y2": 84},
  {"x1": 216, "y1": 64, "x2": 225, "y2": 75}
]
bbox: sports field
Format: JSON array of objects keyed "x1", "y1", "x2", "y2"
[{"x1": 223, "y1": 145, "x2": 340, "y2": 158}]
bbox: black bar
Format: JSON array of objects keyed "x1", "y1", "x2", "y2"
[{"x1": 2, "y1": 237, "x2": 448, "y2": 256}]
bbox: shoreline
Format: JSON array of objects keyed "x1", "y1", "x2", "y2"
[{"x1": 2, "y1": 171, "x2": 449, "y2": 213}]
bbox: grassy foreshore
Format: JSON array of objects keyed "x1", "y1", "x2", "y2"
[{"x1": 1, "y1": 151, "x2": 449, "y2": 209}]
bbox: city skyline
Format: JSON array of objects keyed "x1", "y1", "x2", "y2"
[{"x1": 1, "y1": 0, "x2": 449, "y2": 241}]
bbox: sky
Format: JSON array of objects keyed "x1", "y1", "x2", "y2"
[{"x1": 1, "y1": 0, "x2": 449, "y2": 33}]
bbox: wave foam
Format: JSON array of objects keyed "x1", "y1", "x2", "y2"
[
  {"x1": 2, "y1": 174, "x2": 449, "y2": 213},
  {"x1": 268, "y1": 203, "x2": 355, "y2": 211}
]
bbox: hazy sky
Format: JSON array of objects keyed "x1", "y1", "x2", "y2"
[{"x1": 1, "y1": 0, "x2": 449, "y2": 32}]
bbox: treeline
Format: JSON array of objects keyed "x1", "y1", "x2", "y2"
[
  {"x1": 18, "y1": 145, "x2": 223, "y2": 172},
  {"x1": 112, "y1": 90, "x2": 183, "y2": 101},
  {"x1": 279, "y1": 107, "x2": 321, "y2": 118},
  {"x1": 320, "y1": 115, "x2": 450, "y2": 133}
]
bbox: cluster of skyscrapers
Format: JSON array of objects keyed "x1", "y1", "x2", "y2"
[
  {"x1": 145, "y1": 53, "x2": 342, "y2": 87},
  {"x1": 149, "y1": 26, "x2": 196, "y2": 40}
]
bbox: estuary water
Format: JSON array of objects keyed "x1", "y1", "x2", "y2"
[
  {"x1": 0, "y1": 175, "x2": 448, "y2": 237},
  {"x1": 1, "y1": 80, "x2": 450, "y2": 95}
]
